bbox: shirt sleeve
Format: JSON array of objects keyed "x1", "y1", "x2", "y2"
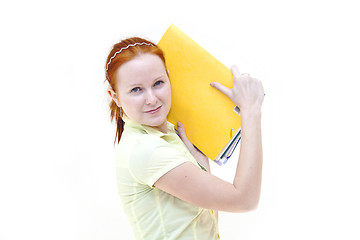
[{"x1": 128, "y1": 136, "x2": 191, "y2": 187}]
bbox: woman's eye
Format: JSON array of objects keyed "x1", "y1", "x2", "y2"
[
  {"x1": 154, "y1": 80, "x2": 164, "y2": 87},
  {"x1": 130, "y1": 87, "x2": 141, "y2": 93}
]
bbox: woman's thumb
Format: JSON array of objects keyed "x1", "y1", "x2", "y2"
[
  {"x1": 177, "y1": 122, "x2": 186, "y2": 139},
  {"x1": 177, "y1": 122, "x2": 193, "y2": 148}
]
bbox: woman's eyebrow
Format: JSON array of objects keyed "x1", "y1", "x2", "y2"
[
  {"x1": 126, "y1": 75, "x2": 166, "y2": 88},
  {"x1": 128, "y1": 82, "x2": 142, "y2": 87},
  {"x1": 153, "y1": 75, "x2": 166, "y2": 81}
]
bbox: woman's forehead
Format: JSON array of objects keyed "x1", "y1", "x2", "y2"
[{"x1": 116, "y1": 54, "x2": 167, "y2": 85}]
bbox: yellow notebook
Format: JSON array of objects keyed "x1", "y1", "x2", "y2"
[{"x1": 158, "y1": 25, "x2": 241, "y2": 164}]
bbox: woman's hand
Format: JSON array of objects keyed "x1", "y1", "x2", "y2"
[
  {"x1": 177, "y1": 122, "x2": 210, "y2": 172},
  {"x1": 210, "y1": 65, "x2": 264, "y2": 114}
]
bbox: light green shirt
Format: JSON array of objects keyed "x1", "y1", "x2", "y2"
[{"x1": 115, "y1": 117, "x2": 220, "y2": 240}]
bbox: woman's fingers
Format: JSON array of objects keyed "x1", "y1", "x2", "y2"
[
  {"x1": 177, "y1": 122, "x2": 209, "y2": 165},
  {"x1": 230, "y1": 65, "x2": 241, "y2": 79},
  {"x1": 210, "y1": 65, "x2": 246, "y2": 104},
  {"x1": 210, "y1": 82, "x2": 232, "y2": 99},
  {"x1": 210, "y1": 65, "x2": 242, "y2": 106},
  {"x1": 177, "y1": 122, "x2": 195, "y2": 150},
  {"x1": 211, "y1": 64, "x2": 264, "y2": 110}
]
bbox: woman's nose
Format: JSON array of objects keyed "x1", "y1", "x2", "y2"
[{"x1": 145, "y1": 90, "x2": 157, "y2": 105}]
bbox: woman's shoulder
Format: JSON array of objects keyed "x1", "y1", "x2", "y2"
[
  {"x1": 133, "y1": 134, "x2": 173, "y2": 158},
  {"x1": 119, "y1": 130, "x2": 188, "y2": 186},
  {"x1": 122, "y1": 127, "x2": 168, "y2": 147},
  {"x1": 117, "y1": 128, "x2": 173, "y2": 161}
]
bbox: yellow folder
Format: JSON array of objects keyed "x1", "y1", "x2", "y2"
[{"x1": 158, "y1": 25, "x2": 241, "y2": 162}]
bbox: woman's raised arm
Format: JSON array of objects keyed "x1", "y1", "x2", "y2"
[{"x1": 154, "y1": 65, "x2": 264, "y2": 212}]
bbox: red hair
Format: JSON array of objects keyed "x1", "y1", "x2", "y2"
[{"x1": 105, "y1": 37, "x2": 166, "y2": 143}]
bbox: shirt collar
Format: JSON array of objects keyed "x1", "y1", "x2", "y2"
[{"x1": 123, "y1": 116, "x2": 176, "y2": 138}]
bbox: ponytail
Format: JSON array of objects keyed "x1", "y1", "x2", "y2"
[{"x1": 109, "y1": 99, "x2": 124, "y2": 144}]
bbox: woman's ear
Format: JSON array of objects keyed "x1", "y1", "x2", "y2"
[{"x1": 107, "y1": 87, "x2": 121, "y2": 108}]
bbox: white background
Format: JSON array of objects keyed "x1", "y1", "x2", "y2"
[{"x1": 1, "y1": 0, "x2": 359, "y2": 239}]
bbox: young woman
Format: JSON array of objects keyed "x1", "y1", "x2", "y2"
[{"x1": 105, "y1": 37, "x2": 264, "y2": 240}]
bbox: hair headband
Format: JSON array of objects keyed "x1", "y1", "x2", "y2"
[{"x1": 106, "y1": 42, "x2": 155, "y2": 72}]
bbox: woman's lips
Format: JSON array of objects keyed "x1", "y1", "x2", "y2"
[{"x1": 145, "y1": 106, "x2": 162, "y2": 114}]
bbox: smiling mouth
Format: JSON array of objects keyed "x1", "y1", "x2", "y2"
[{"x1": 145, "y1": 106, "x2": 162, "y2": 114}]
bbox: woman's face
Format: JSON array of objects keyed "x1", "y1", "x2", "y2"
[{"x1": 113, "y1": 53, "x2": 171, "y2": 133}]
